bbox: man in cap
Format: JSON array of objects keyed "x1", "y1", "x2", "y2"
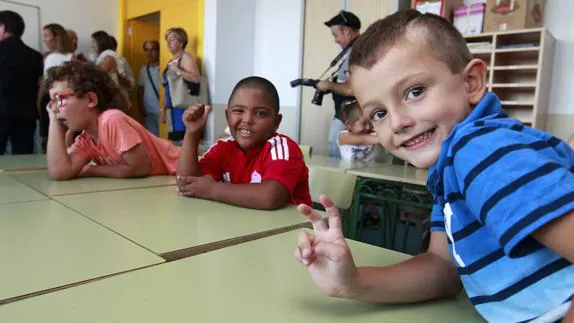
[{"x1": 316, "y1": 10, "x2": 361, "y2": 158}]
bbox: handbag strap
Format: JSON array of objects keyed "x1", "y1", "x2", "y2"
[{"x1": 146, "y1": 65, "x2": 160, "y2": 99}]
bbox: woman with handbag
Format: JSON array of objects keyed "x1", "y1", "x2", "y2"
[{"x1": 162, "y1": 27, "x2": 202, "y2": 141}]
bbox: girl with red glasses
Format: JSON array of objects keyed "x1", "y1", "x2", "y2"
[{"x1": 45, "y1": 61, "x2": 180, "y2": 180}]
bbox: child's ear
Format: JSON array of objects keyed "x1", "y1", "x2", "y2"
[
  {"x1": 463, "y1": 59, "x2": 488, "y2": 105},
  {"x1": 274, "y1": 113, "x2": 282, "y2": 130},
  {"x1": 86, "y1": 92, "x2": 99, "y2": 109}
]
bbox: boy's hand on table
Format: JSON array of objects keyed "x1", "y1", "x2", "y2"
[
  {"x1": 182, "y1": 104, "x2": 211, "y2": 134},
  {"x1": 177, "y1": 175, "x2": 215, "y2": 199},
  {"x1": 294, "y1": 194, "x2": 359, "y2": 298}
]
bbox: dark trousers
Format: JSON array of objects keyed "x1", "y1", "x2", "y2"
[{"x1": 0, "y1": 117, "x2": 37, "y2": 155}]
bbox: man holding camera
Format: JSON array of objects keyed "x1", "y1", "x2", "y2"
[{"x1": 316, "y1": 10, "x2": 361, "y2": 158}]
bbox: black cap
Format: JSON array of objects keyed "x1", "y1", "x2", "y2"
[{"x1": 324, "y1": 10, "x2": 361, "y2": 30}]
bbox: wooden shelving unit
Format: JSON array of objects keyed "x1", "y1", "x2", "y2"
[{"x1": 464, "y1": 28, "x2": 555, "y2": 129}]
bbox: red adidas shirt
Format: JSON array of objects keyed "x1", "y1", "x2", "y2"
[{"x1": 199, "y1": 133, "x2": 312, "y2": 206}]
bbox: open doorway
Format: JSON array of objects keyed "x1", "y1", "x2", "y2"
[{"x1": 124, "y1": 12, "x2": 160, "y2": 126}]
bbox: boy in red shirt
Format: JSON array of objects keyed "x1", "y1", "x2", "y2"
[{"x1": 177, "y1": 76, "x2": 311, "y2": 210}]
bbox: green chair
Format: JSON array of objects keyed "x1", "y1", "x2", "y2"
[
  {"x1": 350, "y1": 179, "x2": 432, "y2": 253},
  {"x1": 299, "y1": 145, "x2": 312, "y2": 160},
  {"x1": 308, "y1": 165, "x2": 357, "y2": 236}
]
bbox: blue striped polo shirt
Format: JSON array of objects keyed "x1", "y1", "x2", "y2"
[{"x1": 427, "y1": 92, "x2": 574, "y2": 322}]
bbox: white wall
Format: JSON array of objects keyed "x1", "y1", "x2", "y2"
[
  {"x1": 544, "y1": 1, "x2": 574, "y2": 115},
  {"x1": 202, "y1": 0, "x2": 304, "y2": 142},
  {"x1": 0, "y1": 0, "x2": 117, "y2": 55},
  {"x1": 253, "y1": 0, "x2": 304, "y2": 139}
]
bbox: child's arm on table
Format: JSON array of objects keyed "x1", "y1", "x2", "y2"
[
  {"x1": 46, "y1": 107, "x2": 89, "y2": 180},
  {"x1": 295, "y1": 195, "x2": 462, "y2": 303},
  {"x1": 78, "y1": 143, "x2": 151, "y2": 178},
  {"x1": 339, "y1": 132, "x2": 380, "y2": 146},
  {"x1": 177, "y1": 104, "x2": 211, "y2": 177},
  {"x1": 178, "y1": 176, "x2": 290, "y2": 210},
  {"x1": 568, "y1": 134, "x2": 574, "y2": 149}
]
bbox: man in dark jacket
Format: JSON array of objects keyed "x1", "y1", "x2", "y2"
[{"x1": 0, "y1": 10, "x2": 43, "y2": 154}]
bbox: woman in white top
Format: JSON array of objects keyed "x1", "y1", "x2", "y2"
[
  {"x1": 91, "y1": 31, "x2": 121, "y2": 86},
  {"x1": 38, "y1": 23, "x2": 74, "y2": 152},
  {"x1": 91, "y1": 31, "x2": 130, "y2": 111}
]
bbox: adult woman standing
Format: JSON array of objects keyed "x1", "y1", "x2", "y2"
[
  {"x1": 162, "y1": 27, "x2": 201, "y2": 141},
  {"x1": 91, "y1": 31, "x2": 121, "y2": 86},
  {"x1": 38, "y1": 23, "x2": 73, "y2": 152}
]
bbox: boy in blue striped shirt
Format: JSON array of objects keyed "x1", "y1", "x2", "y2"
[{"x1": 294, "y1": 9, "x2": 574, "y2": 322}]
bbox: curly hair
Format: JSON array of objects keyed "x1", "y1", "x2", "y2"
[{"x1": 46, "y1": 61, "x2": 128, "y2": 111}]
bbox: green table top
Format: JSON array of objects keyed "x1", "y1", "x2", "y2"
[
  {"x1": 55, "y1": 186, "x2": 309, "y2": 255},
  {"x1": 8, "y1": 172, "x2": 176, "y2": 196},
  {"x1": 305, "y1": 155, "x2": 371, "y2": 173},
  {"x1": 347, "y1": 165, "x2": 429, "y2": 186},
  {"x1": 0, "y1": 174, "x2": 48, "y2": 205},
  {"x1": 0, "y1": 230, "x2": 482, "y2": 322},
  {"x1": 0, "y1": 200, "x2": 163, "y2": 304},
  {"x1": 0, "y1": 154, "x2": 47, "y2": 172}
]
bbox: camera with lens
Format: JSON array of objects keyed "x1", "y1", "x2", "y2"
[
  {"x1": 289, "y1": 78, "x2": 327, "y2": 106},
  {"x1": 289, "y1": 40, "x2": 353, "y2": 106}
]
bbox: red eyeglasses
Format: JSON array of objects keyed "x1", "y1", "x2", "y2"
[{"x1": 49, "y1": 92, "x2": 75, "y2": 110}]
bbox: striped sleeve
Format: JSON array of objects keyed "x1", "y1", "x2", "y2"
[
  {"x1": 430, "y1": 199, "x2": 446, "y2": 232},
  {"x1": 450, "y1": 127, "x2": 574, "y2": 257}
]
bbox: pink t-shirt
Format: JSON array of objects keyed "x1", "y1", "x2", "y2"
[{"x1": 69, "y1": 109, "x2": 180, "y2": 175}]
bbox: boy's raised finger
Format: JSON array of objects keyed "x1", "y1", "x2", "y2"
[
  {"x1": 319, "y1": 194, "x2": 342, "y2": 229},
  {"x1": 297, "y1": 204, "x2": 328, "y2": 232}
]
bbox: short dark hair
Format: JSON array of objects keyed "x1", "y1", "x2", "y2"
[
  {"x1": 91, "y1": 30, "x2": 114, "y2": 54},
  {"x1": 228, "y1": 76, "x2": 280, "y2": 113},
  {"x1": 110, "y1": 36, "x2": 118, "y2": 51},
  {"x1": 142, "y1": 40, "x2": 159, "y2": 51},
  {"x1": 349, "y1": 9, "x2": 472, "y2": 74},
  {"x1": 46, "y1": 61, "x2": 127, "y2": 111},
  {"x1": 0, "y1": 10, "x2": 25, "y2": 37}
]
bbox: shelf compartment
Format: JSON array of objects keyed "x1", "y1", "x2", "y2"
[
  {"x1": 492, "y1": 68, "x2": 537, "y2": 85},
  {"x1": 496, "y1": 31, "x2": 541, "y2": 49},
  {"x1": 493, "y1": 87, "x2": 535, "y2": 103},
  {"x1": 495, "y1": 46, "x2": 540, "y2": 53},
  {"x1": 492, "y1": 65, "x2": 538, "y2": 70},
  {"x1": 494, "y1": 50, "x2": 539, "y2": 67},
  {"x1": 472, "y1": 51, "x2": 492, "y2": 65},
  {"x1": 503, "y1": 105, "x2": 534, "y2": 124}
]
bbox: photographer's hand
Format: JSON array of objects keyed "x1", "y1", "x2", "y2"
[{"x1": 316, "y1": 80, "x2": 332, "y2": 92}]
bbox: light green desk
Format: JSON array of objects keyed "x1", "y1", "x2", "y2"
[
  {"x1": 0, "y1": 200, "x2": 163, "y2": 305},
  {"x1": 8, "y1": 172, "x2": 176, "y2": 196},
  {"x1": 0, "y1": 230, "x2": 483, "y2": 322},
  {"x1": 55, "y1": 186, "x2": 309, "y2": 257},
  {"x1": 0, "y1": 173, "x2": 48, "y2": 205},
  {"x1": 347, "y1": 164, "x2": 428, "y2": 186},
  {"x1": 0, "y1": 154, "x2": 47, "y2": 172},
  {"x1": 305, "y1": 155, "x2": 369, "y2": 173}
]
